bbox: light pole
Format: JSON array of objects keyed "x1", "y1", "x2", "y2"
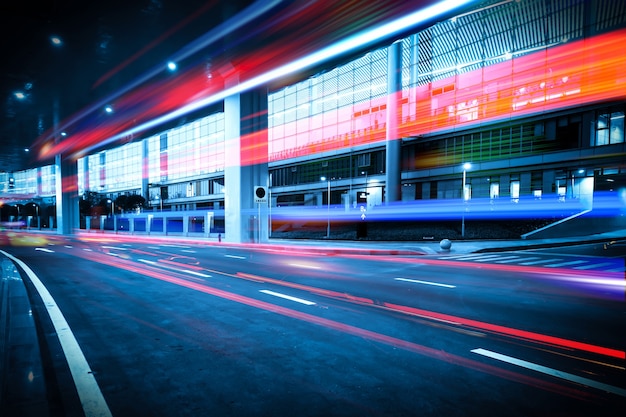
[
  {"x1": 461, "y1": 162, "x2": 471, "y2": 237},
  {"x1": 321, "y1": 176, "x2": 330, "y2": 238}
]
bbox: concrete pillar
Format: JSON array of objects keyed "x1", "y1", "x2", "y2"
[
  {"x1": 224, "y1": 85, "x2": 269, "y2": 243},
  {"x1": 141, "y1": 139, "x2": 150, "y2": 203},
  {"x1": 183, "y1": 214, "x2": 189, "y2": 236},
  {"x1": 204, "y1": 212, "x2": 213, "y2": 238},
  {"x1": 55, "y1": 155, "x2": 80, "y2": 234},
  {"x1": 386, "y1": 40, "x2": 402, "y2": 204}
]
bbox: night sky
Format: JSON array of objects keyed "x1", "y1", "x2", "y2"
[
  {"x1": 0, "y1": 0, "x2": 256, "y2": 172},
  {"x1": 0, "y1": 0, "x2": 450, "y2": 173}
]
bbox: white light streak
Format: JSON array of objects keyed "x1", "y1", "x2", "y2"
[{"x1": 79, "y1": 0, "x2": 472, "y2": 155}]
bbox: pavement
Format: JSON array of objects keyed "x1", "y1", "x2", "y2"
[
  {"x1": 263, "y1": 228, "x2": 626, "y2": 256},
  {"x1": 1, "y1": 228, "x2": 625, "y2": 416}
]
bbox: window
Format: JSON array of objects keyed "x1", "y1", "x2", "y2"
[
  {"x1": 595, "y1": 109, "x2": 624, "y2": 146},
  {"x1": 490, "y1": 182, "x2": 499, "y2": 199},
  {"x1": 510, "y1": 180, "x2": 520, "y2": 203}
]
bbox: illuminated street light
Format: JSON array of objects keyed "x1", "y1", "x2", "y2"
[
  {"x1": 167, "y1": 61, "x2": 177, "y2": 71},
  {"x1": 107, "y1": 199, "x2": 115, "y2": 217},
  {"x1": 462, "y1": 162, "x2": 472, "y2": 237},
  {"x1": 105, "y1": 105, "x2": 114, "y2": 113},
  {"x1": 321, "y1": 176, "x2": 330, "y2": 238},
  {"x1": 50, "y1": 35, "x2": 63, "y2": 46}
]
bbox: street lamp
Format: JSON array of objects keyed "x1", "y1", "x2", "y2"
[
  {"x1": 321, "y1": 176, "x2": 330, "y2": 238},
  {"x1": 461, "y1": 162, "x2": 472, "y2": 237}
]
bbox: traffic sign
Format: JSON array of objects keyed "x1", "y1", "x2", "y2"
[{"x1": 254, "y1": 186, "x2": 268, "y2": 204}]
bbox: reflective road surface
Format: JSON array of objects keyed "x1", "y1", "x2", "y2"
[{"x1": 1, "y1": 233, "x2": 624, "y2": 416}]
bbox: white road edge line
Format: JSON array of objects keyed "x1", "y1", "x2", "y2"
[
  {"x1": 259, "y1": 290, "x2": 316, "y2": 305},
  {"x1": 395, "y1": 278, "x2": 456, "y2": 288},
  {"x1": 0, "y1": 249, "x2": 113, "y2": 417},
  {"x1": 35, "y1": 247, "x2": 55, "y2": 253},
  {"x1": 471, "y1": 348, "x2": 626, "y2": 398}
]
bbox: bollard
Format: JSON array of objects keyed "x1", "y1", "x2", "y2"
[
  {"x1": 439, "y1": 238, "x2": 451, "y2": 251},
  {"x1": 218, "y1": 233, "x2": 221, "y2": 243}
]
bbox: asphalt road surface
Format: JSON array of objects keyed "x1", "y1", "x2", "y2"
[{"x1": 1, "y1": 234, "x2": 624, "y2": 416}]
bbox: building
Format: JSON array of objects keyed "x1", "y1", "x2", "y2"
[{"x1": 2, "y1": 0, "x2": 625, "y2": 240}]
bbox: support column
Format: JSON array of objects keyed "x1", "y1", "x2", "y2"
[
  {"x1": 385, "y1": 40, "x2": 402, "y2": 204},
  {"x1": 141, "y1": 139, "x2": 150, "y2": 206},
  {"x1": 224, "y1": 85, "x2": 269, "y2": 243},
  {"x1": 55, "y1": 155, "x2": 79, "y2": 235}
]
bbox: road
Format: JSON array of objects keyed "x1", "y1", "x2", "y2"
[{"x1": 1, "y1": 233, "x2": 624, "y2": 416}]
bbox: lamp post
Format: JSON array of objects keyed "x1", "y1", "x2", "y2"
[
  {"x1": 321, "y1": 176, "x2": 330, "y2": 238},
  {"x1": 461, "y1": 162, "x2": 471, "y2": 237}
]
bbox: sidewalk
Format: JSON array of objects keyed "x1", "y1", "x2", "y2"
[
  {"x1": 0, "y1": 253, "x2": 49, "y2": 416},
  {"x1": 266, "y1": 228, "x2": 626, "y2": 256},
  {"x1": 6, "y1": 227, "x2": 626, "y2": 256}
]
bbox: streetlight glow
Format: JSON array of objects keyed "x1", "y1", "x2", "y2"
[
  {"x1": 321, "y1": 176, "x2": 330, "y2": 238},
  {"x1": 50, "y1": 35, "x2": 63, "y2": 46},
  {"x1": 167, "y1": 61, "x2": 177, "y2": 71},
  {"x1": 462, "y1": 162, "x2": 472, "y2": 237}
]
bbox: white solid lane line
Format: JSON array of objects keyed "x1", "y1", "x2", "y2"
[
  {"x1": 182, "y1": 270, "x2": 212, "y2": 278},
  {"x1": 35, "y1": 248, "x2": 55, "y2": 253},
  {"x1": 574, "y1": 262, "x2": 614, "y2": 270},
  {"x1": 545, "y1": 260, "x2": 588, "y2": 268},
  {"x1": 471, "y1": 348, "x2": 626, "y2": 398},
  {"x1": 519, "y1": 258, "x2": 562, "y2": 265},
  {"x1": 394, "y1": 278, "x2": 456, "y2": 288},
  {"x1": 225, "y1": 254, "x2": 246, "y2": 259},
  {"x1": 259, "y1": 290, "x2": 316, "y2": 305},
  {"x1": 0, "y1": 249, "x2": 113, "y2": 417},
  {"x1": 101, "y1": 245, "x2": 129, "y2": 250}
]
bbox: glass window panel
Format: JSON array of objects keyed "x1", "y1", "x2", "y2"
[{"x1": 610, "y1": 111, "x2": 624, "y2": 144}]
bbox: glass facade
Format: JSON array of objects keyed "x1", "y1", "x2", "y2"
[
  {"x1": 595, "y1": 108, "x2": 625, "y2": 146},
  {"x1": 268, "y1": 49, "x2": 388, "y2": 161},
  {"x1": 2, "y1": 0, "x2": 625, "y2": 210},
  {"x1": 148, "y1": 113, "x2": 225, "y2": 184}
]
